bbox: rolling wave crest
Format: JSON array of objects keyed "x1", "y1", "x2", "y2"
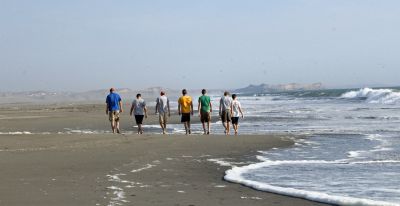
[{"x1": 341, "y1": 88, "x2": 400, "y2": 104}]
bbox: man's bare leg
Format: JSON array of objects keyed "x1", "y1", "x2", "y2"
[
  {"x1": 111, "y1": 121, "x2": 116, "y2": 133},
  {"x1": 116, "y1": 121, "x2": 120, "y2": 134},
  {"x1": 184, "y1": 122, "x2": 188, "y2": 135}
]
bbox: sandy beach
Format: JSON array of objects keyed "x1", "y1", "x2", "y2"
[{"x1": 0, "y1": 104, "x2": 330, "y2": 206}]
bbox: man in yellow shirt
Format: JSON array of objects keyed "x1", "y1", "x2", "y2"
[{"x1": 178, "y1": 89, "x2": 194, "y2": 135}]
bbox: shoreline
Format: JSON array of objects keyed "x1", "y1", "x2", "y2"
[{"x1": 0, "y1": 133, "x2": 330, "y2": 206}]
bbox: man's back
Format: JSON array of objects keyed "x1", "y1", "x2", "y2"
[
  {"x1": 106, "y1": 93, "x2": 121, "y2": 111},
  {"x1": 199, "y1": 95, "x2": 211, "y2": 112},
  {"x1": 179, "y1": 95, "x2": 192, "y2": 113},
  {"x1": 220, "y1": 96, "x2": 232, "y2": 111},
  {"x1": 157, "y1": 96, "x2": 169, "y2": 113},
  {"x1": 132, "y1": 98, "x2": 146, "y2": 115}
]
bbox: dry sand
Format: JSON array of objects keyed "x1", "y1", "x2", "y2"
[{"x1": 0, "y1": 103, "x2": 330, "y2": 206}]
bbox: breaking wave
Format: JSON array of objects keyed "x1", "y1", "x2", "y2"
[{"x1": 341, "y1": 88, "x2": 400, "y2": 104}]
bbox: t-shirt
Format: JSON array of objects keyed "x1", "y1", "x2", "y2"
[
  {"x1": 132, "y1": 98, "x2": 146, "y2": 115},
  {"x1": 156, "y1": 96, "x2": 169, "y2": 114},
  {"x1": 178, "y1": 95, "x2": 192, "y2": 113},
  {"x1": 231, "y1": 100, "x2": 242, "y2": 117},
  {"x1": 106, "y1": 92, "x2": 121, "y2": 111},
  {"x1": 220, "y1": 96, "x2": 232, "y2": 111},
  {"x1": 198, "y1": 95, "x2": 211, "y2": 112}
]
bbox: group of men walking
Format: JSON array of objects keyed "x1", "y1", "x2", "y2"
[{"x1": 105, "y1": 88, "x2": 243, "y2": 135}]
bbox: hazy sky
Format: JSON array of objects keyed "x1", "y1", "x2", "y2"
[{"x1": 1, "y1": 0, "x2": 400, "y2": 91}]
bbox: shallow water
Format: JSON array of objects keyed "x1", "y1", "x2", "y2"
[{"x1": 221, "y1": 88, "x2": 400, "y2": 205}]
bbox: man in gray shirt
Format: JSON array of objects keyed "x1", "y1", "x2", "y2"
[
  {"x1": 155, "y1": 91, "x2": 170, "y2": 134},
  {"x1": 130, "y1": 93, "x2": 148, "y2": 134},
  {"x1": 219, "y1": 91, "x2": 233, "y2": 135}
]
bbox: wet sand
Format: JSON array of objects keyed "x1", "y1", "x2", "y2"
[{"x1": 0, "y1": 104, "x2": 330, "y2": 206}]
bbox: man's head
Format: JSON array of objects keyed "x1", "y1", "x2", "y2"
[
  {"x1": 136, "y1": 93, "x2": 141, "y2": 98},
  {"x1": 110, "y1": 88, "x2": 115, "y2": 93},
  {"x1": 201, "y1": 89, "x2": 206, "y2": 95},
  {"x1": 232, "y1": 94, "x2": 237, "y2": 100},
  {"x1": 160, "y1": 91, "x2": 165, "y2": 96},
  {"x1": 224, "y1": 91, "x2": 230, "y2": 96},
  {"x1": 182, "y1": 89, "x2": 187, "y2": 95}
]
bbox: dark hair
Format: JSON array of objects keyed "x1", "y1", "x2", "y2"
[
  {"x1": 201, "y1": 89, "x2": 206, "y2": 95},
  {"x1": 182, "y1": 89, "x2": 187, "y2": 95},
  {"x1": 110, "y1": 88, "x2": 115, "y2": 93},
  {"x1": 224, "y1": 91, "x2": 229, "y2": 96},
  {"x1": 136, "y1": 93, "x2": 141, "y2": 98},
  {"x1": 232, "y1": 94, "x2": 237, "y2": 99},
  {"x1": 160, "y1": 91, "x2": 165, "y2": 96}
]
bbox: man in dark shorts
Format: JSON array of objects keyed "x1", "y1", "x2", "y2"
[
  {"x1": 130, "y1": 93, "x2": 147, "y2": 134},
  {"x1": 106, "y1": 88, "x2": 122, "y2": 134},
  {"x1": 198, "y1": 89, "x2": 212, "y2": 135},
  {"x1": 219, "y1": 91, "x2": 233, "y2": 135},
  {"x1": 178, "y1": 89, "x2": 193, "y2": 135},
  {"x1": 230, "y1": 94, "x2": 244, "y2": 135}
]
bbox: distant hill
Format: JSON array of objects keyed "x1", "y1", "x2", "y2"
[{"x1": 234, "y1": 83, "x2": 324, "y2": 94}]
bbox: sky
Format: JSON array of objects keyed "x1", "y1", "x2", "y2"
[{"x1": 1, "y1": 0, "x2": 400, "y2": 91}]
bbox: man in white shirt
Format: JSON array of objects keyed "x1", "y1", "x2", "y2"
[{"x1": 230, "y1": 94, "x2": 244, "y2": 135}]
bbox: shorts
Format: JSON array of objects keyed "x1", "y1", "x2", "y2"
[
  {"x1": 181, "y1": 113, "x2": 191, "y2": 122},
  {"x1": 135, "y1": 115, "x2": 144, "y2": 125},
  {"x1": 231, "y1": 117, "x2": 239, "y2": 125},
  {"x1": 159, "y1": 113, "x2": 168, "y2": 125},
  {"x1": 109, "y1": 110, "x2": 120, "y2": 122},
  {"x1": 200, "y1": 111, "x2": 211, "y2": 123},
  {"x1": 221, "y1": 110, "x2": 231, "y2": 123}
]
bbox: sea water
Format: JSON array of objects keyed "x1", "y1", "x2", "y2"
[{"x1": 210, "y1": 88, "x2": 400, "y2": 205}]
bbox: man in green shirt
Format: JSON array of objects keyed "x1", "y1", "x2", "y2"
[{"x1": 198, "y1": 89, "x2": 212, "y2": 135}]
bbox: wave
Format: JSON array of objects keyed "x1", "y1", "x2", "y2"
[
  {"x1": 224, "y1": 160, "x2": 400, "y2": 206},
  {"x1": 341, "y1": 88, "x2": 400, "y2": 104}
]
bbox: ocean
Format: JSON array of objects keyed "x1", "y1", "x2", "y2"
[{"x1": 188, "y1": 87, "x2": 400, "y2": 206}]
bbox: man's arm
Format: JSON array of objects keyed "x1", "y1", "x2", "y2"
[
  {"x1": 144, "y1": 106, "x2": 148, "y2": 118},
  {"x1": 119, "y1": 101, "x2": 123, "y2": 113},
  {"x1": 190, "y1": 101, "x2": 194, "y2": 116},
  {"x1": 210, "y1": 101, "x2": 213, "y2": 113},
  {"x1": 239, "y1": 104, "x2": 244, "y2": 118},
  {"x1": 167, "y1": 99, "x2": 171, "y2": 117},
  {"x1": 130, "y1": 103, "x2": 134, "y2": 116},
  {"x1": 219, "y1": 98, "x2": 222, "y2": 116},
  {"x1": 106, "y1": 103, "x2": 109, "y2": 114},
  {"x1": 230, "y1": 102, "x2": 233, "y2": 116},
  {"x1": 178, "y1": 99, "x2": 181, "y2": 115},
  {"x1": 155, "y1": 98, "x2": 159, "y2": 114},
  {"x1": 198, "y1": 99, "x2": 201, "y2": 116}
]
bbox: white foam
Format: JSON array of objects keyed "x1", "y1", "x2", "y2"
[
  {"x1": 107, "y1": 186, "x2": 129, "y2": 206},
  {"x1": 241, "y1": 196, "x2": 263, "y2": 200},
  {"x1": 225, "y1": 164, "x2": 399, "y2": 206},
  {"x1": 347, "y1": 150, "x2": 364, "y2": 158},
  {"x1": 208, "y1": 158, "x2": 235, "y2": 167},
  {"x1": 130, "y1": 164, "x2": 156, "y2": 173},
  {"x1": 0, "y1": 131, "x2": 33, "y2": 135},
  {"x1": 224, "y1": 157, "x2": 400, "y2": 206},
  {"x1": 341, "y1": 88, "x2": 400, "y2": 104}
]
